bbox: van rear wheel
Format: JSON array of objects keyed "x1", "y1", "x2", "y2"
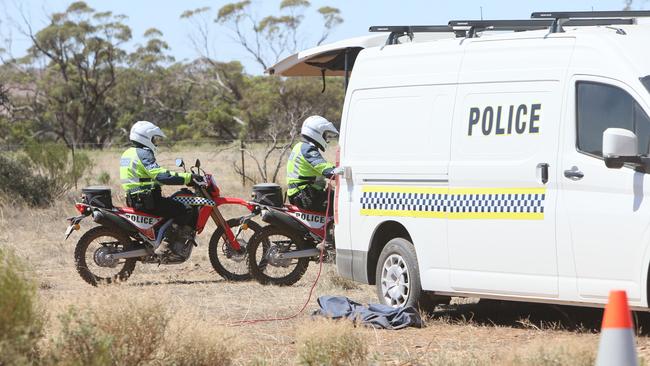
[{"x1": 375, "y1": 238, "x2": 448, "y2": 309}]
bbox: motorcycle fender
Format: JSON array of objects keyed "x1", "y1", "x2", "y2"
[{"x1": 64, "y1": 215, "x2": 87, "y2": 240}]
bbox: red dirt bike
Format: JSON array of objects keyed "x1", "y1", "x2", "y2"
[
  {"x1": 245, "y1": 183, "x2": 334, "y2": 286},
  {"x1": 65, "y1": 159, "x2": 260, "y2": 286}
]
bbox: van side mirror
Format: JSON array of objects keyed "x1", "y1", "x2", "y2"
[
  {"x1": 175, "y1": 158, "x2": 185, "y2": 168},
  {"x1": 603, "y1": 128, "x2": 641, "y2": 169}
]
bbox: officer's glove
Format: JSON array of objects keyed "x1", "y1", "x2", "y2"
[
  {"x1": 189, "y1": 174, "x2": 206, "y2": 187},
  {"x1": 331, "y1": 167, "x2": 345, "y2": 177}
]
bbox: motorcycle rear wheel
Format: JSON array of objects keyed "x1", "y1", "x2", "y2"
[
  {"x1": 246, "y1": 226, "x2": 310, "y2": 286},
  {"x1": 208, "y1": 218, "x2": 262, "y2": 281},
  {"x1": 74, "y1": 226, "x2": 137, "y2": 286}
]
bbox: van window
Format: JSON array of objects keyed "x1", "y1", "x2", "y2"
[{"x1": 576, "y1": 82, "x2": 650, "y2": 156}]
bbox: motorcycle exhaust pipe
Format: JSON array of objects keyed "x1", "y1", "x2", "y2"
[
  {"x1": 276, "y1": 248, "x2": 321, "y2": 260},
  {"x1": 107, "y1": 248, "x2": 150, "y2": 260}
]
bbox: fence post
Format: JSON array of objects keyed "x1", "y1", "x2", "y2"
[
  {"x1": 240, "y1": 139, "x2": 245, "y2": 187},
  {"x1": 72, "y1": 143, "x2": 77, "y2": 190}
]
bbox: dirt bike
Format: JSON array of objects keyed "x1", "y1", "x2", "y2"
[
  {"x1": 245, "y1": 183, "x2": 334, "y2": 286},
  {"x1": 65, "y1": 158, "x2": 261, "y2": 286}
]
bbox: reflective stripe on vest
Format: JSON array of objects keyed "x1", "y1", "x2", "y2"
[
  {"x1": 119, "y1": 147, "x2": 158, "y2": 193},
  {"x1": 286, "y1": 142, "x2": 323, "y2": 196}
]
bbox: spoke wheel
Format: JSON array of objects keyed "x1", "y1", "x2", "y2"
[
  {"x1": 209, "y1": 218, "x2": 262, "y2": 281},
  {"x1": 246, "y1": 226, "x2": 309, "y2": 286},
  {"x1": 74, "y1": 226, "x2": 137, "y2": 286}
]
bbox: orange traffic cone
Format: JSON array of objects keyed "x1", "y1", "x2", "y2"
[{"x1": 595, "y1": 290, "x2": 638, "y2": 366}]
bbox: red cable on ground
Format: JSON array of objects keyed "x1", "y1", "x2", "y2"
[{"x1": 227, "y1": 178, "x2": 335, "y2": 327}]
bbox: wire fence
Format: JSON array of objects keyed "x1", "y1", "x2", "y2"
[
  {"x1": 0, "y1": 138, "x2": 298, "y2": 152},
  {"x1": 1, "y1": 138, "x2": 303, "y2": 190}
]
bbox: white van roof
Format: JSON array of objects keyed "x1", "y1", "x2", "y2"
[{"x1": 267, "y1": 10, "x2": 650, "y2": 78}]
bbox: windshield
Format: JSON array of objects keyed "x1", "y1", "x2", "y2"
[{"x1": 643, "y1": 76, "x2": 650, "y2": 94}]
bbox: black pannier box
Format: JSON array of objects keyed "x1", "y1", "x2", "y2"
[
  {"x1": 82, "y1": 186, "x2": 113, "y2": 208},
  {"x1": 252, "y1": 183, "x2": 284, "y2": 207}
]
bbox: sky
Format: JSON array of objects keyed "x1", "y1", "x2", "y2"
[{"x1": 0, "y1": 0, "x2": 644, "y2": 75}]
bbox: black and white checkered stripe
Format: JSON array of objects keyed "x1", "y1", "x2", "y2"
[
  {"x1": 446, "y1": 193, "x2": 545, "y2": 214},
  {"x1": 361, "y1": 191, "x2": 447, "y2": 212},
  {"x1": 361, "y1": 191, "x2": 545, "y2": 214},
  {"x1": 172, "y1": 196, "x2": 216, "y2": 207}
]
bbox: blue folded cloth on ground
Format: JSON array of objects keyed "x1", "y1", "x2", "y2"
[{"x1": 312, "y1": 295, "x2": 423, "y2": 329}]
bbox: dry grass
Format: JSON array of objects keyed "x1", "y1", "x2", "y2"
[
  {"x1": 296, "y1": 319, "x2": 368, "y2": 365},
  {"x1": 47, "y1": 295, "x2": 168, "y2": 365},
  {"x1": 0, "y1": 247, "x2": 44, "y2": 365},
  {"x1": 3, "y1": 146, "x2": 650, "y2": 365}
]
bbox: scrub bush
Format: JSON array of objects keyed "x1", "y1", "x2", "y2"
[
  {"x1": 297, "y1": 319, "x2": 368, "y2": 366},
  {"x1": 23, "y1": 142, "x2": 92, "y2": 197},
  {"x1": 0, "y1": 144, "x2": 92, "y2": 206},
  {"x1": 161, "y1": 325, "x2": 238, "y2": 366},
  {"x1": 0, "y1": 247, "x2": 44, "y2": 365},
  {"x1": 0, "y1": 154, "x2": 53, "y2": 206},
  {"x1": 48, "y1": 298, "x2": 169, "y2": 366},
  {"x1": 97, "y1": 171, "x2": 112, "y2": 185}
]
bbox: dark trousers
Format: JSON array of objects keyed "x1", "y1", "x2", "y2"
[
  {"x1": 288, "y1": 186, "x2": 334, "y2": 215},
  {"x1": 129, "y1": 191, "x2": 192, "y2": 226}
]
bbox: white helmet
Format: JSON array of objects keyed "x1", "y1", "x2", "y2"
[
  {"x1": 301, "y1": 115, "x2": 339, "y2": 150},
  {"x1": 129, "y1": 121, "x2": 166, "y2": 152}
]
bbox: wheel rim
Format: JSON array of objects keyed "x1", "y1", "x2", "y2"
[
  {"x1": 215, "y1": 224, "x2": 255, "y2": 277},
  {"x1": 380, "y1": 254, "x2": 410, "y2": 307},
  {"x1": 252, "y1": 233, "x2": 301, "y2": 281},
  {"x1": 83, "y1": 235, "x2": 130, "y2": 280}
]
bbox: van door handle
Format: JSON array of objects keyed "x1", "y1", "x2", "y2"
[
  {"x1": 563, "y1": 168, "x2": 584, "y2": 180},
  {"x1": 537, "y1": 163, "x2": 549, "y2": 184}
]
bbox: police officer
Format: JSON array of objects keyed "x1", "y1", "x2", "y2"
[
  {"x1": 286, "y1": 115, "x2": 341, "y2": 213},
  {"x1": 120, "y1": 121, "x2": 197, "y2": 254}
]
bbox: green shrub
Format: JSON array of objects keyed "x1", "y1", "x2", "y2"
[
  {"x1": 0, "y1": 143, "x2": 93, "y2": 206},
  {"x1": 0, "y1": 247, "x2": 44, "y2": 365},
  {"x1": 24, "y1": 142, "x2": 92, "y2": 197},
  {"x1": 0, "y1": 154, "x2": 53, "y2": 206},
  {"x1": 97, "y1": 171, "x2": 111, "y2": 185},
  {"x1": 297, "y1": 319, "x2": 367, "y2": 366},
  {"x1": 49, "y1": 308, "x2": 113, "y2": 366},
  {"x1": 49, "y1": 299, "x2": 169, "y2": 366}
]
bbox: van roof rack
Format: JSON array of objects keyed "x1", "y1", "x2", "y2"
[
  {"x1": 368, "y1": 25, "x2": 463, "y2": 45},
  {"x1": 449, "y1": 18, "x2": 635, "y2": 37},
  {"x1": 531, "y1": 11, "x2": 650, "y2": 19},
  {"x1": 370, "y1": 10, "x2": 648, "y2": 44},
  {"x1": 531, "y1": 11, "x2": 650, "y2": 33}
]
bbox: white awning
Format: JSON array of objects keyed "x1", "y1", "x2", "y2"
[{"x1": 265, "y1": 34, "x2": 387, "y2": 76}]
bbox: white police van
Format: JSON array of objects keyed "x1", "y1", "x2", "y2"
[{"x1": 269, "y1": 11, "x2": 650, "y2": 310}]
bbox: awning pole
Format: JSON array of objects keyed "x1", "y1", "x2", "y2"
[{"x1": 344, "y1": 48, "x2": 350, "y2": 90}]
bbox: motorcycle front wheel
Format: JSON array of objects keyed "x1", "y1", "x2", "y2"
[
  {"x1": 74, "y1": 226, "x2": 137, "y2": 286},
  {"x1": 246, "y1": 226, "x2": 310, "y2": 286},
  {"x1": 208, "y1": 218, "x2": 262, "y2": 281}
]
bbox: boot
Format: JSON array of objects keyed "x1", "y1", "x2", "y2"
[{"x1": 154, "y1": 240, "x2": 169, "y2": 255}]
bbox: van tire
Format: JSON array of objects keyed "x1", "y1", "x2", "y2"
[{"x1": 375, "y1": 238, "x2": 424, "y2": 308}]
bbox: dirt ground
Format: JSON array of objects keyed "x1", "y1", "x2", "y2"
[{"x1": 3, "y1": 146, "x2": 650, "y2": 365}]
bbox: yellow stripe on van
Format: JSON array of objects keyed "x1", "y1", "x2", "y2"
[
  {"x1": 360, "y1": 186, "x2": 546, "y2": 220},
  {"x1": 362, "y1": 186, "x2": 449, "y2": 194},
  {"x1": 360, "y1": 209, "x2": 447, "y2": 219}
]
